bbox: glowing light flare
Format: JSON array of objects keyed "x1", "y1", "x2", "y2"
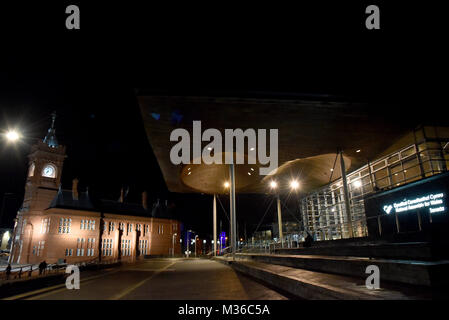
[
  {"x1": 5, "y1": 130, "x2": 20, "y2": 142},
  {"x1": 290, "y1": 180, "x2": 300, "y2": 190},
  {"x1": 353, "y1": 180, "x2": 362, "y2": 188}
]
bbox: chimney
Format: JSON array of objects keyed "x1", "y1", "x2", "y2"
[
  {"x1": 142, "y1": 191, "x2": 148, "y2": 210},
  {"x1": 119, "y1": 187, "x2": 124, "y2": 203},
  {"x1": 72, "y1": 178, "x2": 79, "y2": 200}
]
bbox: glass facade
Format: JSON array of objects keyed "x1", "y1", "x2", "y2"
[{"x1": 300, "y1": 126, "x2": 449, "y2": 241}]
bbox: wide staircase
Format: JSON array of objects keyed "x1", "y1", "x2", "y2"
[{"x1": 216, "y1": 240, "x2": 449, "y2": 300}]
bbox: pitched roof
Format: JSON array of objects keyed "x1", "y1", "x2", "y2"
[
  {"x1": 49, "y1": 190, "x2": 95, "y2": 211},
  {"x1": 48, "y1": 189, "x2": 173, "y2": 219}
]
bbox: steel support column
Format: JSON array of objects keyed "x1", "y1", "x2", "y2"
[
  {"x1": 276, "y1": 194, "x2": 283, "y2": 247},
  {"x1": 213, "y1": 194, "x2": 217, "y2": 256},
  {"x1": 340, "y1": 150, "x2": 354, "y2": 238},
  {"x1": 229, "y1": 164, "x2": 237, "y2": 259}
]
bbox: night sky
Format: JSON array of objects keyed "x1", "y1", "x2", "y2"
[{"x1": 0, "y1": 2, "x2": 445, "y2": 238}]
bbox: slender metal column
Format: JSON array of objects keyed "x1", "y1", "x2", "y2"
[
  {"x1": 340, "y1": 150, "x2": 354, "y2": 238},
  {"x1": 229, "y1": 164, "x2": 237, "y2": 259},
  {"x1": 276, "y1": 194, "x2": 284, "y2": 247},
  {"x1": 213, "y1": 194, "x2": 217, "y2": 256}
]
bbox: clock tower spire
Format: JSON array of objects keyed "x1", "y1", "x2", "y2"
[{"x1": 21, "y1": 112, "x2": 67, "y2": 213}]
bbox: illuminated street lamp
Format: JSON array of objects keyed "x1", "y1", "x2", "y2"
[
  {"x1": 270, "y1": 180, "x2": 277, "y2": 189},
  {"x1": 290, "y1": 180, "x2": 299, "y2": 190},
  {"x1": 4, "y1": 130, "x2": 21, "y2": 142},
  {"x1": 223, "y1": 181, "x2": 230, "y2": 188}
]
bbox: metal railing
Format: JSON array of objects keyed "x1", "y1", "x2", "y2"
[
  {"x1": 300, "y1": 139, "x2": 449, "y2": 241},
  {"x1": 0, "y1": 256, "x2": 120, "y2": 281},
  {"x1": 238, "y1": 205, "x2": 437, "y2": 255}
]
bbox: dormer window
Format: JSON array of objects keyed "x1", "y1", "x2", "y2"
[{"x1": 42, "y1": 164, "x2": 57, "y2": 178}]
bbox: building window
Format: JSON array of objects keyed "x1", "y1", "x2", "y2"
[
  {"x1": 41, "y1": 218, "x2": 50, "y2": 233},
  {"x1": 86, "y1": 238, "x2": 95, "y2": 256},
  {"x1": 76, "y1": 238, "x2": 85, "y2": 256},
  {"x1": 102, "y1": 239, "x2": 113, "y2": 256},
  {"x1": 37, "y1": 241, "x2": 45, "y2": 256},
  {"x1": 65, "y1": 248, "x2": 73, "y2": 256},
  {"x1": 109, "y1": 222, "x2": 115, "y2": 232},
  {"x1": 81, "y1": 219, "x2": 96, "y2": 230},
  {"x1": 58, "y1": 218, "x2": 71, "y2": 234},
  {"x1": 20, "y1": 218, "x2": 27, "y2": 234},
  {"x1": 158, "y1": 224, "x2": 164, "y2": 235},
  {"x1": 121, "y1": 239, "x2": 131, "y2": 256},
  {"x1": 28, "y1": 162, "x2": 35, "y2": 177},
  {"x1": 139, "y1": 239, "x2": 148, "y2": 255}
]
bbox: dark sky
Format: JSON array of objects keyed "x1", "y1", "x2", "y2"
[{"x1": 0, "y1": 2, "x2": 445, "y2": 237}]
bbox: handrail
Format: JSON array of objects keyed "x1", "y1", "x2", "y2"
[{"x1": 1, "y1": 256, "x2": 120, "y2": 281}]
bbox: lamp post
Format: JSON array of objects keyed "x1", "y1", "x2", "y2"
[
  {"x1": 229, "y1": 164, "x2": 237, "y2": 260},
  {"x1": 194, "y1": 235, "x2": 199, "y2": 257},
  {"x1": 213, "y1": 194, "x2": 217, "y2": 256},
  {"x1": 186, "y1": 230, "x2": 192, "y2": 258},
  {"x1": 270, "y1": 180, "x2": 284, "y2": 247},
  {"x1": 172, "y1": 233, "x2": 177, "y2": 257}
]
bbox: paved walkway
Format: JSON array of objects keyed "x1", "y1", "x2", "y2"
[{"x1": 3, "y1": 258, "x2": 289, "y2": 300}]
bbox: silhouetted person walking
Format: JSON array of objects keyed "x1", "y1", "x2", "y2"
[
  {"x1": 5, "y1": 263, "x2": 11, "y2": 280},
  {"x1": 42, "y1": 260, "x2": 47, "y2": 275},
  {"x1": 304, "y1": 231, "x2": 314, "y2": 248}
]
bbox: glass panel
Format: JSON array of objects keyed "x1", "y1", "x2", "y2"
[
  {"x1": 360, "y1": 168, "x2": 369, "y2": 177},
  {"x1": 391, "y1": 172, "x2": 405, "y2": 186},
  {"x1": 387, "y1": 154, "x2": 399, "y2": 164},
  {"x1": 401, "y1": 146, "x2": 415, "y2": 158},
  {"x1": 374, "y1": 168, "x2": 389, "y2": 188},
  {"x1": 404, "y1": 166, "x2": 421, "y2": 183},
  {"x1": 403, "y1": 157, "x2": 419, "y2": 169},
  {"x1": 372, "y1": 160, "x2": 386, "y2": 172}
]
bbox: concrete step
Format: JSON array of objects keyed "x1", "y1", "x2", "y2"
[
  {"x1": 234, "y1": 253, "x2": 449, "y2": 287},
  {"x1": 274, "y1": 242, "x2": 449, "y2": 261},
  {"x1": 221, "y1": 258, "x2": 438, "y2": 300}
]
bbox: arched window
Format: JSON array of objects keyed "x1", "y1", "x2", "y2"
[
  {"x1": 42, "y1": 164, "x2": 57, "y2": 178},
  {"x1": 28, "y1": 163, "x2": 35, "y2": 177}
]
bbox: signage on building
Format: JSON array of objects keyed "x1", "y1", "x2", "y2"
[{"x1": 382, "y1": 192, "x2": 446, "y2": 215}]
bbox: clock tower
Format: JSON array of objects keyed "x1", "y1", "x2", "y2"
[{"x1": 21, "y1": 111, "x2": 67, "y2": 213}]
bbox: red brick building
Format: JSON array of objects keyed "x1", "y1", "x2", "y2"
[{"x1": 9, "y1": 113, "x2": 182, "y2": 265}]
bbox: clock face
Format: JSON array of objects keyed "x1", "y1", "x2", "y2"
[{"x1": 42, "y1": 165, "x2": 56, "y2": 178}]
